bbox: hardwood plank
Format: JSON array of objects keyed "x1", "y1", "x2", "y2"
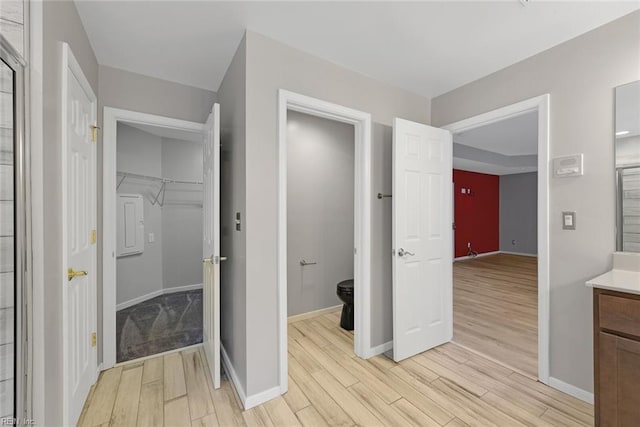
[
  {"x1": 481, "y1": 391, "x2": 553, "y2": 426},
  {"x1": 295, "y1": 336, "x2": 358, "y2": 387},
  {"x1": 80, "y1": 367, "x2": 122, "y2": 426},
  {"x1": 164, "y1": 396, "x2": 191, "y2": 426},
  {"x1": 192, "y1": 413, "x2": 220, "y2": 427},
  {"x1": 292, "y1": 321, "x2": 330, "y2": 348},
  {"x1": 322, "y1": 344, "x2": 401, "y2": 404},
  {"x1": 263, "y1": 396, "x2": 301, "y2": 426},
  {"x1": 137, "y1": 381, "x2": 164, "y2": 427},
  {"x1": 242, "y1": 405, "x2": 274, "y2": 427},
  {"x1": 311, "y1": 370, "x2": 381, "y2": 427},
  {"x1": 210, "y1": 381, "x2": 246, "y2": 426},
  {"x1": 391, "y1": 398, "x2": 441, "y2": 427},
  {"x1": 164, "y1": 352, "x2": 187, "y2": 401},
  {"x1": 283, "y1": 377, "x2": 311, "y2": 413},
  {"x1": 288, "y1": 357, "x2": 353, "y2": 427},
  {"x1": 453, "y1": 254, "x2": 538, "y2": 377},
  {"x1": 541, "y1": 407, "x2": 591, "y2": 427},
  {"x1": 295, "y1": 405, "x2": 329, "y2": 427},
  {"x1": 110, "y1": 366, "x2": 143, "y2": 427},
  {"x1": 142, "y1": 356, "x2": 163, "y2": 384},
  {"x1": 183, "y1": 350, "x2": 216, "y2": 419},
  {"x1": 348, "y1": 382, "x2": 435, "y2": 427}
]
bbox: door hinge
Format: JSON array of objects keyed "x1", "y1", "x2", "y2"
[
  {"x1": 90, "y1": 229, "x2": 97, "y2": 244},
  {"x1": 91, "y1": 332, "x2": 97, "y2": 347},
  {"x1": 90, "y1": 125, "x2": 100, "y2": 142}
]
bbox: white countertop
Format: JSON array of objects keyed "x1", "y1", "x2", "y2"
[{"x1": 586, "y1": 269, "x2": 640, "y2": 295}]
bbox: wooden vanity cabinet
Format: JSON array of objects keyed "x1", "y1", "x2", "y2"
[{"x1": 594, "y1": 288, "x2": 640, "y2": 426}]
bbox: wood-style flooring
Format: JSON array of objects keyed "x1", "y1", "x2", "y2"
[
  {"x1": 453, "y1": 254, "x2": 538, "y2": 378},
  {"x1": 79, "y1": 306, "x2": 593, "y2": 426}
]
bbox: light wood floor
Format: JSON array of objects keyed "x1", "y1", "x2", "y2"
[
  {"x1": 79, "y1": 306, "x2": 592, "y2": 426},
  {"x1": 453, "y1": 253, "x2": 538, "y2": 378}
]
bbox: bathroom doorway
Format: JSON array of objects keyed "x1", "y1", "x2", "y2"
[
  {"x1": 285, "y1": 108, "x2": 357, "y2": 361},
  {"x1": 277, "y1": 90, "x2": 373, "y2": 394}
]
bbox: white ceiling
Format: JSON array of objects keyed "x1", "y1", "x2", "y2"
[
  {"x1": 454, "y1": 110, "x2": 538, "y2": 156},
  {"x1": 453, "y1": 110, "x2": 538, "y2": 175},
  {"x1": 121, "y1": 122, "x2": 204, "y2": 143},
  {"x1": 74, "y1": 1, "x2": 639, "y2": 98}
]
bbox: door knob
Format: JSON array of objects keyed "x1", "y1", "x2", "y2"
[
  {"x1": 397, "y1": 248, "x2": 415, "y2": 257},
  {"x1": 68, "y1": 268, "x2": 88, "y2": 281},
  {"x1": 220, "y1": 256, "x2": 228, "y2": 262}
]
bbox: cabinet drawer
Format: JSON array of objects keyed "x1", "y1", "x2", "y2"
[{"x1": 599, "y1": 294, "x2": 640, "y2": 338}]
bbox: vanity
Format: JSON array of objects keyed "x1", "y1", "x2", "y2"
[
  {"x1": 586, "y1": 80, "x2": 640, "y2": 426},
  {"x1": 587, "y1": 253, "x2": 640, "y2": 426}
]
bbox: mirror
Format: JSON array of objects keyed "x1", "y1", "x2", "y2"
[{"x1": 616, "y1": 80, "x2": 640, "y2": 252}]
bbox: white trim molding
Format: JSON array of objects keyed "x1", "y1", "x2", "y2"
[
  {"x1": 116, "y1": 283, "x2": 203, "y2": 311},
  {"x1": 102, "y1": 107, "x2": 206, "y2": 369},
  {"x1": 287, "y1": 305, "x2": 342, "y2": 324},
  {"x1": 499, "y1": 251, "x2": 538, "y2": 257},
  {"x1": 454, "y1": 250, "x2": 501, "y2": 261},
  {"x1": 277, "y1": 89, "x2": 373, "y2": 395},
  {"x1": 362, "y1": 340, "x2": 393, "y2": 358},
  {"x1": 443, "y1": 94, "x2": 551, "y2": 385},
  {"x1": 548, "y1": 377, "x2": 594, "y2": 404}
]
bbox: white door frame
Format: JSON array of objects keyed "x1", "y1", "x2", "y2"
[
  {"x1": 102, "y1": 107, "x2": 205, "y2": 369},
  {"x1": 277, "y1": 90, "x2": 372, "y2": 393},
  {"x1": 441, "y1": 94, "x2": 551, "y2": 384},
  {"x1": 60, "y1": 42, "x2": 98, "y2": 425}
]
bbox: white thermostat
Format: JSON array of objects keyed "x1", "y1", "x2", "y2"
[{"x1": 553, "y1": 154, "x2": 584, "y2": 177}]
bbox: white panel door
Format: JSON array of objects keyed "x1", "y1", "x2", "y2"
[
  {"x1": 392, "y1": 118, "x2": 452, "y2": 362},
  {"x1": 202, "y1": 103, "x2": 221, "y2": 389},
  {"x1": 62, "y1": 46, "x2": 97, "y2": 425}
]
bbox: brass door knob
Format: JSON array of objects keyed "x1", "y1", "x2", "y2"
[{"x1": 68, "y1": 268, "x2": 88, "y2": 281}]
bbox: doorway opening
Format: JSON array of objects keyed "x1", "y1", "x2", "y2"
[
  {"x1": 102, "y1": 108, "x2": 216, "y2": 369},
  {"x1": 285, "y1": 108, "x2": 358, "y2": 381},
  {"x1": 113, "y1": 121, "x2": 205, "y2": 363},
  {"x1": 443, "y1": 95, "x2": 550, "y2": 382},
  {"x1": 277, "y1": 90, "x2": 372, "y2": 395}
]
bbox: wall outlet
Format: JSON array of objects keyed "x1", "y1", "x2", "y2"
[
  {"x1": 512, "y1": 239, "x2": 516, "y2": 245},
  {"x1": 148, "y1": 232, "x2": 155, "y2": 243}
]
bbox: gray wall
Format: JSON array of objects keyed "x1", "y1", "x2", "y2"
[
  {"x1": 217, "y1": 36, "x2": 248, "y2": 392},
  {"x1": 43, "y1": 1, "x2": 98, "y2": 424},
  {"x1": 115, "y1": 126, "x2": 204, "y2": 305},
  {"x1": 500, "y1": 172, "x2": 538, "y2": 255},
  {"x1": 161, "y1": 137, "x2": 203, "y2": 290},
  {"x1": 287, "y1": 111, "x2": 354, "y2": 316},
  {"x1": 116, "y1": 124, "x2": 164, "y2": 304},
  {"x1": 243, "y1": 31, "x2": 431, "y2": 395},
  {"x1": 432, "y1": 11, "x2": 640, "y2": 393}
]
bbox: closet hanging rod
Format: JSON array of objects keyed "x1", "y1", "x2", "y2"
[{"x1": 116, "y1": 171, "x2": 203, "y2": 187}]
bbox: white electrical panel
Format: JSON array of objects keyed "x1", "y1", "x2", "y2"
[
  {"x1": 117, "y1": 194, "x2": 145, "y2": 257},
  {"x1": 553, "y1": 154, "x2": 584, "y2": 178}
]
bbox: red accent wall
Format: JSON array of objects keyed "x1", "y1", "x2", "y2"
[{"x1": 453, "y1": 169, "x2": 499, "y2": 258}]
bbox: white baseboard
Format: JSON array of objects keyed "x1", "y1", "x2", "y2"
[
  {"x1": 116, "y1": 283, "x2": 203, "y2": 311},
  {"x1": 548, "y1": 377, "x2": 594, "y2": 404},
  {"x1": 454, "y1": 251, "x2": 500, "y2": 262},
  {"x1": 362, "y1": 340, "x2": 393, "y2": 358},
  {"x1": 288, "y1": 304, "x2": 342, "y2": 323},
  {"x1": 220, "y1": 343, "x2": 281, "y2": 410},
  {"x1": 500, "y1": 251, "x2": 538, "y2": 257},
  {"x1": 220, "y1": 343, "x2": 247, "y2": 405},
  {"x1": 245, "y1": 386, "x2": 281, "y2": 410}
]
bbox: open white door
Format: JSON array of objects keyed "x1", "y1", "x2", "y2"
[
  {"x1": 61, "y1": 44, "x2": 98, "y2": 425},
  {"x1": 202, "y1": 103, "x2": 221, "y2": 388},
  {"x1": 392, "y1": 118, "x2": 453, "y2": 362}
]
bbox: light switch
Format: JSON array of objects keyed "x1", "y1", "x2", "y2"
[
  {"x1": 148, "y1": 232, "x2": 155, "y2": 243},
  {"x1": 562, "y1": 212, "x2": 576, "y2": 230}
]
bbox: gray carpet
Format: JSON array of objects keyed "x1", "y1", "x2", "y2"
[{"x1": 116, "y1": 289, "x2": 203, "y2": 363}]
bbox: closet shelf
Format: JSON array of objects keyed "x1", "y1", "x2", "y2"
[{"x1": 116, "y1": 171, "x2": 203, "y2": 208}]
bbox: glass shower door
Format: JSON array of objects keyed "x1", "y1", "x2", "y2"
[
  {"x1": 0, "y1": 54, "x2": 15, "y2": 421},
  {"x1": 0, "y1": 35, "x2": 25, "y2": 422}
]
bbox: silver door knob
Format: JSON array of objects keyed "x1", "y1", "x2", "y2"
[{"x1": 397, "y1": 248, "x2": 415, "y2": 257}]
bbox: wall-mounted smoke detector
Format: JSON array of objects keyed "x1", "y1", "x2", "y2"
[{"x1": 520, "y1": 0, "x2": 531, "y2": 7}]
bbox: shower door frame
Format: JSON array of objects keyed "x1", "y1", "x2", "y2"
[{"x1": 0, "y1": 34, "x2": 30, "y2": 422}]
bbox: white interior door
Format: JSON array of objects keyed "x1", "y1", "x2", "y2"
[
  {"x1": 62, "y1": 44, "x2": 98, "y2": 425},
  {"x1": 392, "y1": 118, "x2": 453, "y2": 362},
  {"x1": 202, "y1": 103, "x2": 221, "y2": 388}
]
